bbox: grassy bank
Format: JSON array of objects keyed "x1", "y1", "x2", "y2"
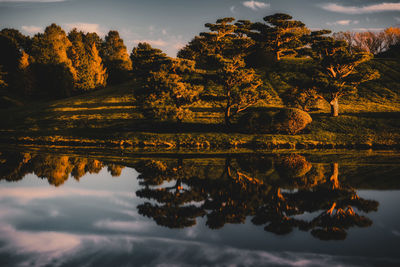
[{"x1": 1, "y1": 58, "x2": 400, "y2": 149}]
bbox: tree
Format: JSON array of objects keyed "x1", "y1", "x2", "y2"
[
  {"x1": 333, "y1": 31, "x2": 387, "y2": 55},
  {"x1": 130, "y1": 42, "x2": 170, "y2": 79},
  {"x1": 135, "y1": 58, "x2": 202, "y2": 123},
  {"x1": 0, "y1": 29, "x2": 32, "y2": 95},
  {"x1": 0, "y1": 65, "x2": 7, "y2": 89},
  {"x1": 250, "y1": 13, "x2": 308, "y2": 61},
  {"x1": 68, "y1": 29, "x2": 107, "y2": 92},
  {"x1": 383, "y1": 27, "x2": 400, "y2": 48},
  {"x1": 214, "y1": 56, "x2": 265, "y2": 126},
  {"x1": 102, "y1": 30, "x2": 132, "y2": 84},
  {"x1": 179, "y1": 18, "x2": 267, "y2": 127},
  {"x1": 309, "y1": 31, "x2": 380, "y2": 116},
  {"x1": 30, "y1": 24, "x2": 77, "y2": 98}
]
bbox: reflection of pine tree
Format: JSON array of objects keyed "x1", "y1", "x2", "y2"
[
  {"x1": 136, "y1": 158, "x2": 206, "y2": 228},
  {"x1": 282, "y1": 162, "x2": 378, "y2": 240},
  {"x1": 135, "y1": 155, "x2": 379, "y2": 240}
]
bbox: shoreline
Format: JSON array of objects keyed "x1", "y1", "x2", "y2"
[{"x1": 1, "y1": 133, "x2": 399, "y2": 150}]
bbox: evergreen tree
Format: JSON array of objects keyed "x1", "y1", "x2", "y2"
[
  {"x1": 250, "y1": 13, "x2": 308, "y2": 61},
  {"x1": 102, "y1": 30, "x2": 132, "y2": 84},
  {"x1": 136, "y1": 58, "x2": 203, "y2": 123},
  {"x1": 88, "y1": 41, "x2": 107, "y2": 88},
  {"x1": 179, "y1": 18, "x2": 267, "y2": 126},
  {"x1": 130, "y1": 42, "x2": 170, "y2": 78},
  {"x1": 309, "y1": 31, "x2": 380, "y2": 116}
]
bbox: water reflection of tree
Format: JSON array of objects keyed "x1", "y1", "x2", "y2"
[
  {"x1": 135, "y1": 154, "x2": 378, "y2": 240},
  {"x1": 0, "y1": 151, "x2": 124, "y2": 186}
]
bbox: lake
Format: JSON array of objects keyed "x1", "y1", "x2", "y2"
[{"x1": 0, "y1": 146, "x2": 400, "y2": 267}]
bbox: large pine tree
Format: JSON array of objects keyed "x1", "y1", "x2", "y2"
[
  {"x1": 130, "y1": 42, "x2": 170, "y2": 79},
  {"x1": 179, "y1": 18, "x2": 267, "y2": 127},
  {"x1": 250, "y1": 13, "x2": 308, "y2": 61}
]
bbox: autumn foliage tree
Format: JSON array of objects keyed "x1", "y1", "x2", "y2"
[
  {"x1": 333, "y1": 27, "x2": 400, "y2": 55},
  {"x1": 30, "y1": 24, "x2": 78, "y2": 98},
  {"x1": 68, "y1": 29, "x2": 107, "y2": 92}
]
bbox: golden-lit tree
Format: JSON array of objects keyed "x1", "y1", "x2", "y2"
[
  {"x1": 179, "y1": 18, "x2": 267, "y2": 127},
  {"x1": 30, "y1": 24, "x2": 77, "y2": 98},
  {"x1": 68, "y1": 29, "x2": 107, "y2": 92},
  {"x1": 309, "y1": 31, "x2": 380, "y2": 116},
  {"x1": 130, "y1": 42, "x2": 170, "y2": 78},
  {"x1": 136, "y1": 58, "x2": 202, "y2": 123},
  {"x1": 250, "y1": 13, "x2": 309, "y2": 61},
  {"x1": 102, "y1": 30, "x2": 132, "y2": 84}
]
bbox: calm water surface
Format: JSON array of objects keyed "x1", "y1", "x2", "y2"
[{"x1": 0, "y1": 148, "x2": 400, "y2": 266}]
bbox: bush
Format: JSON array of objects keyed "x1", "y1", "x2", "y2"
[
  {"x1": 273, "y1": 108, "x2": 312, "y2": 135},
  {"x1": 275, "y1": 154, "x2": 312, "y2": 178}
]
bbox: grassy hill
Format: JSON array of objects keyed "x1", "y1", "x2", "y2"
[{"x1": 0, "y1": 58, "x2": 400, "y2": 149}]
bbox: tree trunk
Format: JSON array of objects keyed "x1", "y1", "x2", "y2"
[
  {"x1": 276, "y1": 51, "x2": 280, "y2": 61},
  {"x1": 330, "y1": 97, "x2": 339, "y2": 117},
  {"x1": 224, "y1": 107, "x2": 232, "y2": 127},
  {"x1": 329, "y1": 163, "x2": 339, "y2": 190}
]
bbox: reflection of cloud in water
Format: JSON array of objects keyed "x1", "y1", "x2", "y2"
[
  {"x1": 0, "y1": 222, "x2": 362, "y2": 267},
  {"x1": 393, "y1": 230, "x2": 400, "y2": 237},
  {"x1": 0, "y1": 204, "x2": 359, "y2": 267},
  {"x1": 94, "y1": 219, "x2": 152, "y2": 232},
  {"x1": 0, "y1": 187, "x2": 131, "y2": 204}
]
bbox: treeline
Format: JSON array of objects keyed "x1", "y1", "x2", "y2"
[
  {"x1": 132, "y1": 14, "x2": 385, "y2": 122},
  {"x1": 333, "y1": 27, "x2": 400, "y2": 55},
  {"x1": 0, "y1": 24, "x2": 131, "y2": 99},
  {"x1": 1, "y1": 15, "x2": 400, "y2": 121}
]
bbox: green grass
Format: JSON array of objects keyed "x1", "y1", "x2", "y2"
[{"x1": 1, "y1": 58, "x2": 400, "y2": 149}]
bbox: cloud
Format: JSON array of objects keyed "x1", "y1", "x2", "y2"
[
  {"x1": 326, "y1": 20, "x2": 359, "y2": 26},
  {"x1": 230, "y1": 5, "x2": 236, "y2": 13},
  {"x1": 353, "y1": 28, "x2": 384, "y2": 32},
  {"x1": 132, "y1": 39, "x2": 168, "y2": 47},
  {"x1": 320, "y1": 3, "x2": 400, "y2": 14},
  {"x1": 64, "y1": 22, "x2": 106, "y2": 36},
  {"x1": 242, "y1": 1, "x2": 270, "y2": 10},
  {"x1": 21, "y1": 25, "x2": 42, "y2": 34},
  {"x1": 0, "y1": 0, "x2": 64, "y2": 2},
  {"x1": 395, "y1": 17, "x2": 400, "y2": 23}
]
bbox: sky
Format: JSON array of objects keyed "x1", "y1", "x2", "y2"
[{"x1": 0, "y1": 0, "x2": 400, "y2": 56}]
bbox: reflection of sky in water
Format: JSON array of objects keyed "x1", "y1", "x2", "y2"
[{"x1": 0, "y1": 167, "x2": 400, "y2": 267}]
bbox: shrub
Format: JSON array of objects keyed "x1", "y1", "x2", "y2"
[
  {"x1": 275, "y1": 154, "x2": 312, "y2": 178},
  {"x1": 273, "y1": 108, "x2": 312, "y2": 134}
]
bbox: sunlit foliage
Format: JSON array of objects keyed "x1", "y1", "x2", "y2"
[{"x1": 102, "y1": 30, "x2": 132, "y2": 84}]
